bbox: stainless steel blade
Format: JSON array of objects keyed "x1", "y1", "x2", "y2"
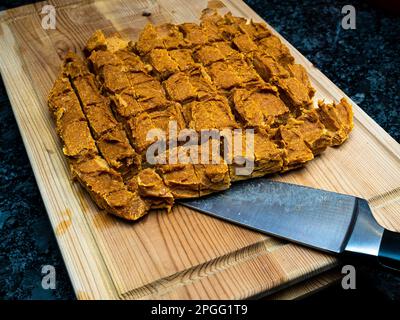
[{"x1": 179, "y1": 179, "x2": 362, "y2": 253}]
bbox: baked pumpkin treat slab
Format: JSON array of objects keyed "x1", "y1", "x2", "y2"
[{"x1": 48, "y1": 10, "x2": 354, "y2": 221}]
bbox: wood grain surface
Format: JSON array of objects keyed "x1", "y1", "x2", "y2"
[{"x1": 0, "y1": 0, "x2": 399, "y2": 300}]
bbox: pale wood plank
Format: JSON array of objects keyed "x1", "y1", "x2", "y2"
[{"x1": 0, "y1": 0, "x2": 398, "y2": 300}]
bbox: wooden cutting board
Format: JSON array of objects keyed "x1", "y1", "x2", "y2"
[{"x1": 0, "y1": 0, "x2": 399, "y2": 300}]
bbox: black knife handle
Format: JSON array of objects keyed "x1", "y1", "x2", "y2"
[{"x1": 378, "y1": 229, "x2": 400, "y2": 271}]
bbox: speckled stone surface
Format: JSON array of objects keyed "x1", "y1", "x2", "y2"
[{"x1": 0, "y1": 0, "x2": 399, "y2": 300}]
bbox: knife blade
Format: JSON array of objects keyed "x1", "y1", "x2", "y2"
[{"x1": 178, "y1": 179, "x2": 400, "y2": 270}]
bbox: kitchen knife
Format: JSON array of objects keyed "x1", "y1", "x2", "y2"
[{"x1": 178, "y1": 179, "x2": 400, "y2": 271}]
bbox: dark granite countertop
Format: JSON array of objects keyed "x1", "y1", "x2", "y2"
[{"x1": 0, "y1": 0, "x2": 399, "y2": 300}]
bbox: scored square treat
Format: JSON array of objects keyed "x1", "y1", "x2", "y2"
[
  {"x1": 185, "y1": 66, "x2": 217, "y2": 100},
  {"x1": 60, "y1": 120, "x2": 98, "y2": 159},
  {"x1": 147, "y1": 102, "x2": 186, "y2": 135},
  {"x1": 211, "y1": 12, "x2": 268, "y2": 41},
  {"x1": 276, "y1": 77, "x2": 313, "y2": 115},
  {"x1": 155, "y1": 146, "x2": 201, "y2": 198},
  {"x1": 91, "y1": 51, "x2": 167, "y2": 118},
  {"x1": 135, "y1": 168, "x2": 174, "y2": 211},
  {"x1": 89, "y1": 49, "x2": 136, "y2": 94},
  {"x1": 116, "y1": 85, "x2": 161, "y2": 118},
  {"x1": 103, "y1": 64, "x2": 131, "y2": 94},
  {"x1": 129, "y1": 76, "x2": 169, "y2": 113},
  {"x1": 232, "y1": 85, "x2": 290, "y2": 129},
  {"x1": 183, "y1": 97, "x2": 239, "y2": 131},
  {"x1": 112, "y1": 88, "x2": 143, "y2": 119},
  {"x1": 85, "y1": 30, "x2": 129, "y2": 54},
  {"x1": 229, "y1": 58, "x2": 263, "y2": 87},
  {"x1": 238, "y1": 20, "x2": 271, "y2": 40},
  {"x1": 48, "y1": 77, "x2": 87, "y2": 136},
  {"x1": 223, "y1": 129, "x2": 283, "y2": 181},
  {"x1": 125, "y1": 110, "x2": 159, "y2": 155},
  {"x1": 157, "y1": 163, "x2": 200, "y2": 198},
  {"x1": 168, "y1": 48, "x2": 197, "y2": 71},
  {"x1": 277, "y1": 124, "x2": 314, "y2": 171},
  {"x1": 179, "y1": 23, "x2": 210, "y2": 47},
  {"x1": 135, "y1": 24, "x2": 163, "y2": 55},
  {"x1": 258, "y1": 35, "x2": 295, "y2": 65},
  {"x1": 64, "y1": 53, "x2": 106, "y2": 107},
  {"x1": 163, "y1": 72, "x2": 197, "y2": 103},
  {"x1": 70, "y1": 156, "x2": 125, "y2": 198},
  {"x1": 193, "y1": 41, "x2": 241, "y2": 66},
  {"x1": 198, "y1": 12, "x2": 236, "y2": 40},
  {"x1": 48, "y1": 75, "x2": 97, "y2": 159},
  {"x1": 194, "y1": 44, "x2": 226, "y2": 66},
  {"x1": 252, "y1": 52, "x2": 290, "y2": 83},
  {"x1": 127, "y1": 71, "x2": 156, "y2": 86},
  {"x1": 215, "y1": 42, "x2": 243, "y2": 59},
  {"x1": 114, "y1": 48, "x2": 150, "y2": 74},
  {"x1": 71, "y1": 74, "x2": 104, "y2": 106},
  {"x1": 287, "y1": 110, "x2": 332, "y2": 155},
  {"x1": 83, "y1": 102, "x2": 118, "y2": 138},
  {"x1": 192, "y1": 139, "x2": 231, "y2": 196},
  {"x1": 88, "y1": 50, "x2": 121, "y2": 72},
  {"x1": 96, "y1": 124, "x2": 141, "y2": 175},
  {"x1": 199, "y1": 11, "x2": 225, "y2": 42},
  {"x1": 70, "y1": 156, "x2": 149, "y2": 220},
  {"x1": 206, "y1": 61, "x2": 242, "y2": 90},
  {"x1": 214, "y1": 15, "x2": 244, "y2": 40},
  {"x1": 317, "y1": 98, "x2": 354, "y2": 145},
  {"x1": 68, "y1": 69, "x2": 105, "y2": 106},
  {"x1": 206, "y1": 56, "x2": 262, "y2": 91},
  {"x1": 163, "y1": 66, "x2": 217, "y2": 103},
  {"x1": 252, "y1": 130, "x2": 284, "y2": 176},
  {"x1": 232, "y1": 33, "x2": 258, "y2": 53},
  {"x1": 146, "y1": 48, "x2": 180, "y2": 79},
  {"x1": 127, "y1": 102, "x2": 186, "y2": 155},
  {"x1": 103, "y1": 189, "x2": 149, "y2": 220},
  {"x1": 287, "y1": 64, "x2": 315, "y2": 99},
  {"x1": 135, "y1": 23, "x2": 186, "y2": 56},
  {"x1": 152, "y1": 23, "x2": 187, "y2": 50}
]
